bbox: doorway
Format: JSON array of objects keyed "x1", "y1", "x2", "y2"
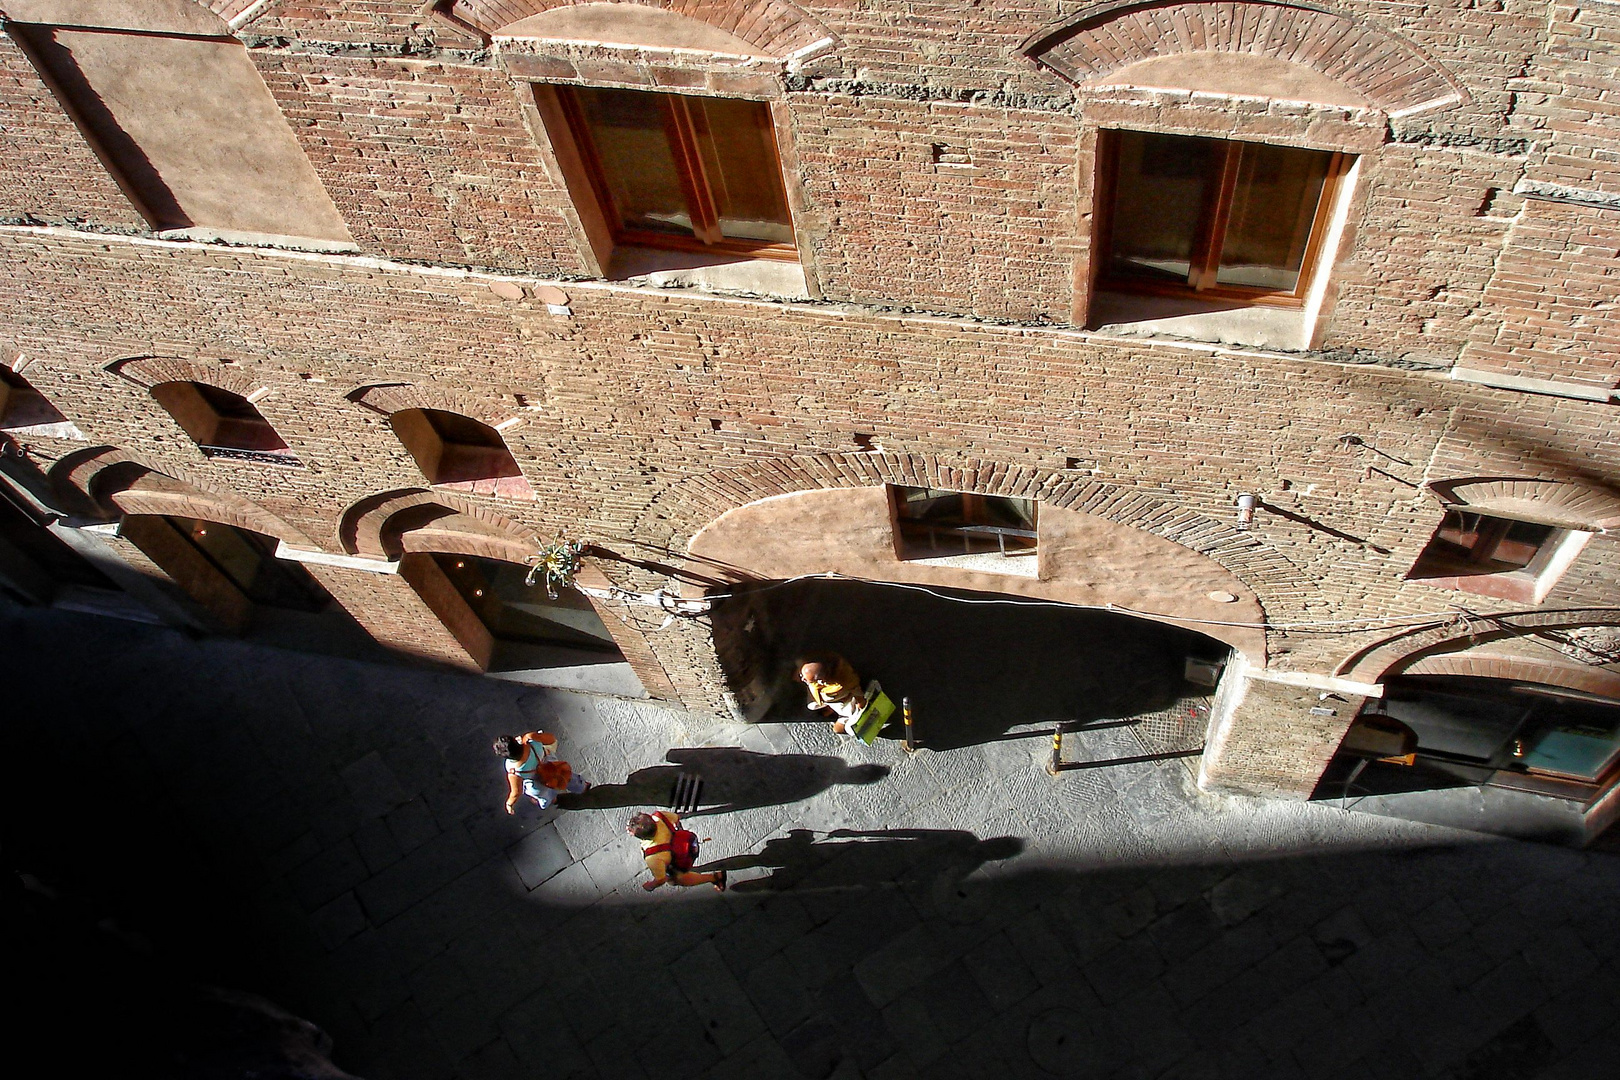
[{"x1": 712, "y1": 576, "x2": 1230, "y2": 751}]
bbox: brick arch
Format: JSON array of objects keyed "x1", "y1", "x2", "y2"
[
  {"x1": 348, "y1": 383, "x2": 517, "y2": 431},
  {"x1": 1397, "y1": 655, "x2": 1620, "y2": 700},
  {"x1": 49, "y1": 444, "x2": 318, "y2": 546},
  {"x1": 653, "y1": 451, "x2": 1304, "y2": 591},
  {"x1": 1336, "y1": 608, "x2": 1620, "y2": 685},
  {"x1": 108, "y1": 356, "x2": 261, "y2": 399},
  {"x1": 1022, "y1": 1, "x2": 1466, "y2": 117},
  {"x1": 434, "y1": 0, "x2": 834, "y2": 57},
  {"x1": 1427, "y1": 478, "x2": 1620, "y2": 532},
  {"x1": 339, "y1": 488, "x2": 537, "y2": 562}
]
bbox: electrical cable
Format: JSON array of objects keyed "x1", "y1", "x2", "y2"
[{"x1": 583, "y1": 567, "x2": 1567, "y2": 635}]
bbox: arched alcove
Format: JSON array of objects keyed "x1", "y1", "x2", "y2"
[{"x1": 1022, "y1": 0, "x2": 1465, "y2": 116}]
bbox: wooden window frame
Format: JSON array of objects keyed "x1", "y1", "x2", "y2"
[
  {"x1": 1093, "y1": 129, "x2": 1350, "y2": 309},
  {"x1": 553, "y1": 85, "x2": 799, "y2": 263}
]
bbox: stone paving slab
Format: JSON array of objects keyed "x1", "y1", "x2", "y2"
[{"x1": 5, "y1": 606, "x2": 1620, "y2": 1080}]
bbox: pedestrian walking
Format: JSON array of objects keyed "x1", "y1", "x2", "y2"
[
  {"x1": 797, "y1": 652, "x2": 867, "y2": 737},
  {"x1": 628, "y1": 811, "x2": 725, "y2": 892},
  {"x1": 494, "y1": 731, "x2": 590, "y2": 814}
]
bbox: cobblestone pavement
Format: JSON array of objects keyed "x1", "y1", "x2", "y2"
[{"x1": 5, "y1": 606, "x2": 1618, "y2": 1080}]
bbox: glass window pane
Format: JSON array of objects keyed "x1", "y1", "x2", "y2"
[
  {"x1": 173, "y1": 517, "x2": 326, "y2": 610},
  {"x1": 1215, "y1": 143, "x2": 1333, "y2": 291},
  {"x1": 435, "y1": 555, "x2": 620, "y2": 650},
  {"x1": 690, "y1": 97, "x2": 795, "y2": 245},
  {"x1": 1106, "y1": 131, "x2": 1218, "y2": 283},
  {"x1": 572, "y1": 87, "x2": 694, "y2": 238}
]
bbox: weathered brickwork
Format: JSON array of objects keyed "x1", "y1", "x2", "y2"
[
  {"x1": 0, "y1": 33, "x2": 147, "y2": 230},
  {"x1": 1458, "y1": 199, "x2": 1620, "y2": 386},
  {"x1": 790, "y1": 95, "x2": 1079, "y2": 320},
  {"x1": 0, "y1": 0, "x2": 1615, "y2": 809},
  {"x1": 251, "y1": 52, "x2": 586, "y2": 271}
]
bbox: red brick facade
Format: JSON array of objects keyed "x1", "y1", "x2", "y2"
[{"x1": 1, "y1": 0, "x2": 1614, "y2": 815}]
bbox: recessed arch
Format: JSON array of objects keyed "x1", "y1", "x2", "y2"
[
  {"x1": 652, "y1": 452, "x2": 1310, "y2": 662},
  {"x1": 350, "y1": 384, "x2": 535, "y2": 499},
  {"x1": 108, "y1": 355, "x2": 258, "y2": 397},
  {"x1": 1335, "y1": 608, "x2": 1620, "y2": 687},
  {"x1": 1022, "y1": 1, "x2": 1466, "y2": 116},
  {"x1": 428, "y1": 0, "x2": 836, "y2": 57},
  {"x1": 339, "y1": 488, "x2": 537, "y2": 562},
  {"x1": 50, "y1": 444, "x2": 317, "y2": 547},
  {"x1": 1427, "y1": 477, "x2": 1620, "y2": 533}
]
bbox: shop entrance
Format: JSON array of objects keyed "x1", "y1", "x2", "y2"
[
  {"x1": 1334, "y1": 676, "x2": 1620, "y2": 801},
  {"x1": 119, "y1": 514, "x2": 333, "y2": 632},
  {"x1": 713, "y1": 576, "x2": 1230, "y2": 750},
  {"x1": 398, "y1": 551, "x2": 633, "y2": 687}
]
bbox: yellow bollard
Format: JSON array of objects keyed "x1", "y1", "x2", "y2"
[
  {"x1": 902, "y1": 696, "x2": 916, "y2": 754},
  {"x1": 1046, "y1": 725, "x2": 1064, "y2": 775}
]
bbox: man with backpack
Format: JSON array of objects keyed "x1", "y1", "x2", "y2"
[{"x1": 628, "y1": 811, "x2": 726, "y2": 892}]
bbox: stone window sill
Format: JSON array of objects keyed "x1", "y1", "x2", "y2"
[{"x1": 606, "y1": 246, "x2": 809, "y2": 300}]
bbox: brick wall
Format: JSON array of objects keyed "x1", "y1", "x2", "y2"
[{"x1": 0, "y1": 33, "x2": 146, "y2": 230}]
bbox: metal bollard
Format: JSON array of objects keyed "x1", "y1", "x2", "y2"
[
  {"x1": 1046, "y1": 724, "x2": 1064, "y2": 775},
  {"x1": 902, "y1": 696, "x2": 916, "y2": 754}
]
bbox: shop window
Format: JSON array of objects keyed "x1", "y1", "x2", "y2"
[
  {"x1": 164, "y1": 516, "x2": 329, "y2": 612},
  {"x1": 1407, "y1": 509, "x2": 1590, "y2": 603},
  {"x1": 432, "y1": 553, "x2": 623, "y2": 654},
  {"x1": 891, "y1": 487, "x2": 1037, "y2": 565},
  {"x1": 149, "y1": 381, "x2": 297, "y2": 464},
  {"x1": 1095, "y1": 130, "x2": 1348, "y2": 306},
  {"x1": 540, "y1": 85, "x2": 797, "y2": 266},
  {"x1": 1372, "y1": 676, "x2": 1620, "y2": 796},
  {"x1": 0, "y1": 366, "x2": 71, "y2": 432},
  {"x1": 389, "y1": 408, "x2": 532, "y2": 497}
]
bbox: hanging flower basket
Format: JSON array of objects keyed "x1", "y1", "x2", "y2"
[{"x1": 527, "y1": 538, "x2": 586, "y2": 599}]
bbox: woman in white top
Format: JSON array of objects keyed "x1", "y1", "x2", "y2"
[{"x1": 493, "y1": 731, "x2": 590, "y2": 813}]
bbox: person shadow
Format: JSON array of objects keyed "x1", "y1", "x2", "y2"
[
  {"x1": 558, "y1": 747, "x2": 888, "y2": 816},
  {"x1": 705, "y1": 827, "x2": 1025, "y2": 893}
]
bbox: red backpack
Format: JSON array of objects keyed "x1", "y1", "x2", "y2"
[{"x1": 644, "y1": 812, "x2": 701, "y2": 871}]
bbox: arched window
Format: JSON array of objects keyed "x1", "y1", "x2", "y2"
[
  {"x1": 389, "y1": 408, "x2": 529, "y2": 495},
  {"x1": 149, "y1": 381, "x2": 297, "y2": 463}
]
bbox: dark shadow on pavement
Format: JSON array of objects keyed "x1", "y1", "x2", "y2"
[
  {"x1": 707, "y1": 827, "x2": 1024, "y2": 892},
  {"x1": 559, "y1": 747, "x2": 888, "y2": 815},
  {"x1": 8, "y1": 606, "x2": 1620, "y2": 1080}
]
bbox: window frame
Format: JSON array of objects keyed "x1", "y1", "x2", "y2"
[
  {"x1": 1092, "y1": 129, "x2": 1351, "y2": 309},
  {"x1": 889, "y1": 486, "x2": 1039, "y2": 563},
  {"x1": 550, "y1": 84, "x2": 800, "y2": 263},
  {"x1": 149, "y1": 380, "x2": 299, "y2": 464},
  {"x1": 1406, "y1": 507, "x2": 1592, "y2": 604}
]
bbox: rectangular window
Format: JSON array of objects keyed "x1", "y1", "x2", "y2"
[
  {"x1": 554, "y1": 86, "x2": 796, "y2": 259},
  {"x1": 1096, "y1": 130, "x2": 1347, "y2": 305},
  {"x1": 891, "y1": 487, "x2": 1037, "y2": 561},
  {"x1": 1407, "y1": 509, "x2": 1590, "y2": 603}
]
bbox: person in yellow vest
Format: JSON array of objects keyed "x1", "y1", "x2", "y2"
[
  {"x1": 494, "y1": 731, "x2": 590, "y2": 814},
  {"x1": 797, "y1": 653, "x2": 867, "y2": 737},
  {"x1": 628, "y1": 811, "x2": 725, "y2": 891}
]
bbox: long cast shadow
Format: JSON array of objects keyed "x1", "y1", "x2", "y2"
[
  {"x1": 560, "y1": 747, "x2": 888, "y2": 815},
  {"x1": 706, "y1": 827, "x2": 1025, "y2": 892}
]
